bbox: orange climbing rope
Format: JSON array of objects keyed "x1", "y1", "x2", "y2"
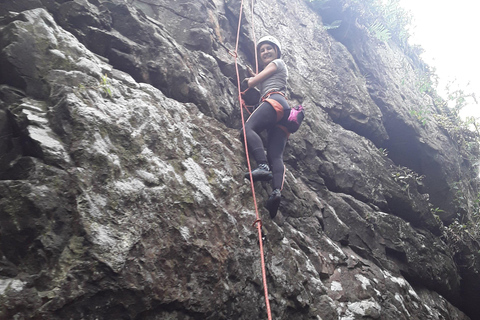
[{"x1": 231, "y1": 0, "x2": 272, "y2": 319}]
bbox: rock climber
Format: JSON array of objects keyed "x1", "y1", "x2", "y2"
[{"x1": 242, "y1": 35, "x2": 291, "y2": 219}]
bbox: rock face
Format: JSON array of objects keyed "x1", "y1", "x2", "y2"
[{"x1": 0, "y1": 1, "x2": 479, "y2": 319}]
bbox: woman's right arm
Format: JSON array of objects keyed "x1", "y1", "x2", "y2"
[{"x1": 246, "y1": 62, "x2": 278, "y2": 88}]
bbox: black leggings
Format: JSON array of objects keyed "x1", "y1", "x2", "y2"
[{"x1": 244, "y1": 94, "x2": 290, "y2": 190}]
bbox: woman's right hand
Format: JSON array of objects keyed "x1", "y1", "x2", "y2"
[
  {"x1": 246, "y1": 62, "x2": 277, "y2": 88},
  {"x1": 240, "y1": 78, "x2": 250, "y2": 91},
  {"x1": 247, "y1": 66, "x2": 256, "y2": 77}
]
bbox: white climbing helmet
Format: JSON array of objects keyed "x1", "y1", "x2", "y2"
[{"x1": 257, "y1": 35, "x2": 282, "y2": 58}]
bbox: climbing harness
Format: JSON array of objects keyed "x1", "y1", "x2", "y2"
[
  {"x1": 262, "y1": 91, "x2": 287, "y2": 122},
  {"x1": 261, "y1": 91, "x2": 304, "y2": 137},
  {"x1": 232, "y1": 0, "x2": 272, "y2": 319}
]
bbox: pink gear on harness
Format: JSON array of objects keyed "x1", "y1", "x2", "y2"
[{"x1": 288, "y1": 105, "x2": 304, "y2": 124}]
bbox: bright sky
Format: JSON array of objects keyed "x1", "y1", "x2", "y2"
[{"x1": 399, "y1": 0, "x2": 480, "y2": 119}]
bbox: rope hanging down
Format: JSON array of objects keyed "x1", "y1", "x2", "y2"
[{"x1": 232, "y1": 0, "x2": 272, "y2": 319}]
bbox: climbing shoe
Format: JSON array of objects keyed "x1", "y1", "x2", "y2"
[
  {"x1": 244, "y1": 163, "x2": 272, "y2": 182},
  {"x1": 266, "y1": 189, "x2": 281, "y2": 219}
]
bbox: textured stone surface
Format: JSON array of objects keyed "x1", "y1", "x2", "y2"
[{"x1": 0, "y1": 1, "x2": 479, "y2": 320}]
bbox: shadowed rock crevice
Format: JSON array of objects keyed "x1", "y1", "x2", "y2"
[{"x1": 313, "y1": 2, "x2": 477, "y2": 224}]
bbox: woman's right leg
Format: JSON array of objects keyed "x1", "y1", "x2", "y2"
[{"x1": 244, "y1": 102, "x2": 277, "y2": 164}]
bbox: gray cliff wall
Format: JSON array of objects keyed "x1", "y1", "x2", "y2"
[{"x1": 0, "y1": 0, "x2": 479, "y2": 319}]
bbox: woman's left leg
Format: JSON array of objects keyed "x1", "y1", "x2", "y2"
[
  {"x1": 267, "y1": 126, "x2": 288, "y2": 190},
  {"x1": 265, "y1": 126, "x2": 288, "y2": 218}
]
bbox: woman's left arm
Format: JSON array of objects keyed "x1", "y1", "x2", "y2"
[{"x1": 246, "y1": 62, "x2": 278, "y2": 88}]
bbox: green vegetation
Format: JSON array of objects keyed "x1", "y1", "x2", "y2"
[
  {"x1": 368, "y1": 19, "x2": 391, "y2": 42},
  {"x1": 78, "y1": 73, "x2": 113, "y2": 98},
  {"x1": 391, "y1": 165, "x2": 425, "y2": 196},
  {"x1": 100, "y1": 73, "x2": 113, "y2": 98},
  {"x1": 307, "y1": 0, "x2": 412, "y2": 45},
  {"x1": 407, "y1": 67, "x2": 479, "y2": 161},
  {"x1": 378, "y1": 147, "x2": 388, "y2": 157},
  {"x1": 444, "y1": 202, "x2": 480, "y2": 251},
  {"x1": 442, "y1": 183, "x2": 480, "y2": 251},
  {"x1": 409, "y1": 106, "x2": 430, "y2": 126},
  {"x1": 433, "y1": 85, "x2": 479, "y2": 164}
]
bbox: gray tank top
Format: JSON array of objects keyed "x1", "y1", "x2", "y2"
[{"x1": 258, "y1": 59, "x2": 288, "y2": 98}]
